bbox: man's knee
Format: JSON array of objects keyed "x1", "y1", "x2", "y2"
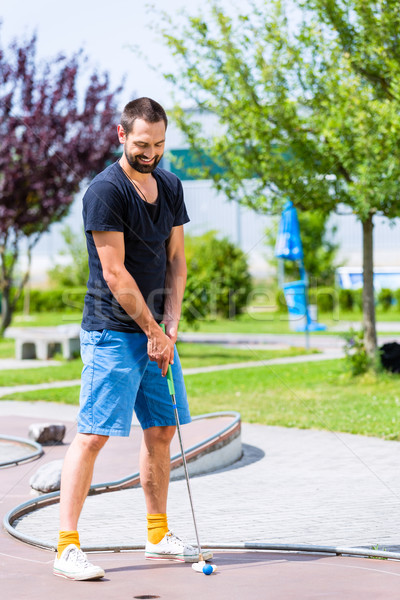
[
  {"x1": 144, "y1": 425, "x2": 176, "y2": 447},
  {"x1": 76, "y1": 433, "x2": 109, "y2": 453}
]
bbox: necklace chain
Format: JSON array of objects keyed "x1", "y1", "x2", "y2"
[{"x1": 120, "y1": 163, "x2": 148, "y2": 203}]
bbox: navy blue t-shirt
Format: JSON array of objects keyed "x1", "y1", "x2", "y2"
[{"x1": 81, "y1": 161, "x2": 190, "y2": 333}]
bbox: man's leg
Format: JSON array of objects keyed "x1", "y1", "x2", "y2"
[
  {"x1": 140, "y1": 426, "x2": 175, "y2": 552},
  {"x1": 141, "y1": 424, "x2": 213, "y2": 562},
  {"x1": 59, "y1": 432, "x2": 109, "y2": 530},
  {"x1": 58, "y1": 433, "x2": 108, "y2": 547},
  {"x1": 139, "y1": 425, "x2": 176, "y2": 515},
  {"x1": 53, "y1": 433, "x2": 108, "y2": 580}
]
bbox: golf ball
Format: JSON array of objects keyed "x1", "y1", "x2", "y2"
[{"x1": 203, "y1": 564, "x2": 213, "y2": 575}]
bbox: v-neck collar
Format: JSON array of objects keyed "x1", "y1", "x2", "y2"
[{"x1": 117, "y1": 161, "x2": 159, "y2": 206}]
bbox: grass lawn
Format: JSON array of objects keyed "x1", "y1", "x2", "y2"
[
  {"x1": 4, "y1": 386, "x2": 82, "y2": 404},
  {"x1": 0, "y1": 359, "x2": 83, "y2": 386},
  {"x1": 186, "y1": 359, "x2": 400, "y2": 440},
  {"x1": 3, "y1": 358, "x2": 400, "y2": 440},
  {"x1": 176, "y1": 343, "x2": 312, "y2": 368},
  {"x1": 0, "y1": 338, "x2": 16, "y2": 359},
  {"x1": 0, "y1": 343, "x2": 310, "y2": 387}
]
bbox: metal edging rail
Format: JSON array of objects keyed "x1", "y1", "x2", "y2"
[
  {"x1": 64, "y1": 543, "x2": 400, "y2": 561},
  {"x1": 3, "y1": 411, "x2": 241, "y2": 549},
  {"x1": 48, "y1": 542, "x2": 400, "y2": 561},
  {"x1": 0, "y1": 435, "x2": 43, "y2": 468},
  {"x1": 205, "y1": 542, "x2": 400, "y2": 561}
]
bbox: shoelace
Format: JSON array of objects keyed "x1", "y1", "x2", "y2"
[
  {"x1": 166, "y1": 532, "x2": 194, "y2": 551},
  {"x1": 68, "y1": 548, "x2": 90, "y2": 567}
]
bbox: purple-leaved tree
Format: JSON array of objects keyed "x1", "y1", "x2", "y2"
[{"x1": 0, "y1": 30, "x2": 123, "y2": 333}]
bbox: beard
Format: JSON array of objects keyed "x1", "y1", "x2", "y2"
[{"x1": 124, "y1": 148, "x2": 162, "y2": 174}]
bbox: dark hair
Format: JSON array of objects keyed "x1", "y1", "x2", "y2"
[{"x1": 120, "y1": 97, "x2": 168, "y2": 134}]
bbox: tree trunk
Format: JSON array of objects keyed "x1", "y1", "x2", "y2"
[
  {"x1": 0, "y1": 285, "x2": 13, "y2": 336},
  {"x1": 0, "y1": 243, "x2": 32, "y2": 336},
  {"x1": 362, "y1": 214, "x2": 377, "y2": 357}
]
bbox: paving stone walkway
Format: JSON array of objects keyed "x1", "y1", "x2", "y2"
[{"x1": 13, "y1": 422, "x2": 400, "y2": 553}]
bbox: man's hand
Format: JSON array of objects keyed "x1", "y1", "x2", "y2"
[
  {"x1": 162, "y1": 319, "x2": 179, "y2": 345},
  {"x1": 147, "y1": 326, "x2": 174, "y2": 377}
]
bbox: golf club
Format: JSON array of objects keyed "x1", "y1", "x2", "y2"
[{"x1": 161, "y1": 324, "x2": 217, "y2": 575}]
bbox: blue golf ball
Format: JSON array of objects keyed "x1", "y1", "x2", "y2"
[{"x1": 203, "y1": 564, "x2": 213, "y2": 575}]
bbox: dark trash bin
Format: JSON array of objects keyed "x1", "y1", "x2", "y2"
[{"x1": 380, "y1": 342, "x2": 400, "y2": 373}]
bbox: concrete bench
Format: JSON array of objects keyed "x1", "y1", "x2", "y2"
[{"x1": 5, "y1": 325, "x2": 81, "y2": 360}]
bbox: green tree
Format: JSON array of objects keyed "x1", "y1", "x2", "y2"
[
  {"x1": 47, "y1": 226, "x2": 89, "y2": 287},
  {"x1": 157, "y1": 0, "x2": 400, "y2": 357}
]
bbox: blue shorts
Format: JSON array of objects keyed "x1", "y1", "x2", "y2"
[{"x1": 78, "y1": 329, "x2": 191, "y2": 437}]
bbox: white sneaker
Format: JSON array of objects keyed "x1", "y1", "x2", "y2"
[
  {"x1": 53, "y1": 544, "x2": 105, "y2": 580},
  {"x1": 145, "y1": 531, "x2": 213, "y2": 563}
]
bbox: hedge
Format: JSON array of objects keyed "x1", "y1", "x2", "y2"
[
  {"x1": 14, "y1": 288, "x2": 87, "y2": 313},
  {"x1": 276, "y1": 286, "x2": 400, "y2": 315},
  {"x1": 12, "y1": 285, "x2": 400, "y2": 316}
]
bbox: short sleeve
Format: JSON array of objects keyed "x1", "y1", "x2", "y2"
[
  {"x1": 173, "y1": 179, "x2": 190, "y2": 227},
  {"x1": 83, "y1": 181, "x2": 125, "y2": 233}
]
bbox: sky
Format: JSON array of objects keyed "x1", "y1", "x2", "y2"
[{"x1": 0, "y1": 0, "x2": 232, "y2": 110}]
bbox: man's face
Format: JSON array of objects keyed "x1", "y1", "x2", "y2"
[{"x1": 118, "y1": 118, "x2": 166, "y2": 174}]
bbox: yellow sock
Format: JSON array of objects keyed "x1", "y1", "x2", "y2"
[
  {"x1": 57, "y1": 530, "x2": 80, "y2": 558},
  {"x1": 147, "y1": 513, "x2": 169, "y2": 545}
]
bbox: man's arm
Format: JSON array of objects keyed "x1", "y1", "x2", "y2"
[
  {"x1": 163, "y1": 225, "x2": 187, "y2": 345},
  {"x1": 92, "y1": 230, "x2": 174, "y2": 376}
]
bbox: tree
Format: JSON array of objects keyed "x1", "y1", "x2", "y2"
[
  {"x1": 157, "y1": 0, "x2": 400, "y2": 357},
  {"x1": 47, "y1": 226, "x2": 89, "y2": 287},
  {"x1": 0, "y1": 30, "x2": 122, "y2": 333}
]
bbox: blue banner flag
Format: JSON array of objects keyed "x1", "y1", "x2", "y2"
[{"x1": 275, "y1": 201, "x2": 304, "y2": 261}]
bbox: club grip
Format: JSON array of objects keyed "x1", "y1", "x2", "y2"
[{"x1": 160, "y1": 323, "x2": 175, "y2": 396}]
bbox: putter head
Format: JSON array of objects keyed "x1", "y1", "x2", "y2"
[
  {"x1": 192, "y1": 561, "x2": 217, "y2": 574},
  {"x1": 192, "y1": 561, "x2": 206, "y2": 572}
]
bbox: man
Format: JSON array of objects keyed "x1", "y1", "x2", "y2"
[{"x1": 53, "y1": 97, "x2": 211, "y2": 580}]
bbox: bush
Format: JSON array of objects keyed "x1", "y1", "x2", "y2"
[
  {"x1": 183, "y1": 232, "x2": 252, "y2": 324},
  {"x1": 339, "y1": 289, "x2": 354, "y2": 312},
  {"x1": 308, "y1": 286, "x2": 336, "y2": 313},
  {"x1": 343, "y1": 329, "x2": 371, "y2": 376},
  {"x1": 353, "y1": 288, "x2": 363, "y2": 311},
  {"x1": 275, "y1": 288, "x2": 287, "y2": 313},
  {"x1": 395, "y1": 289, "x2": 400, "y2": 311},
  {"x1": 378, "y1": 288, "x2": 394, "y2": 312},
  {"x1": 15, "y1": 287, "x2": 86, "y2": 314},
  {"x1": 338, "y1": 288, "x2": 363, "y2": 312},
  {"x1": 276, "y1": 285, "x2": 336, "y2": 316}
]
